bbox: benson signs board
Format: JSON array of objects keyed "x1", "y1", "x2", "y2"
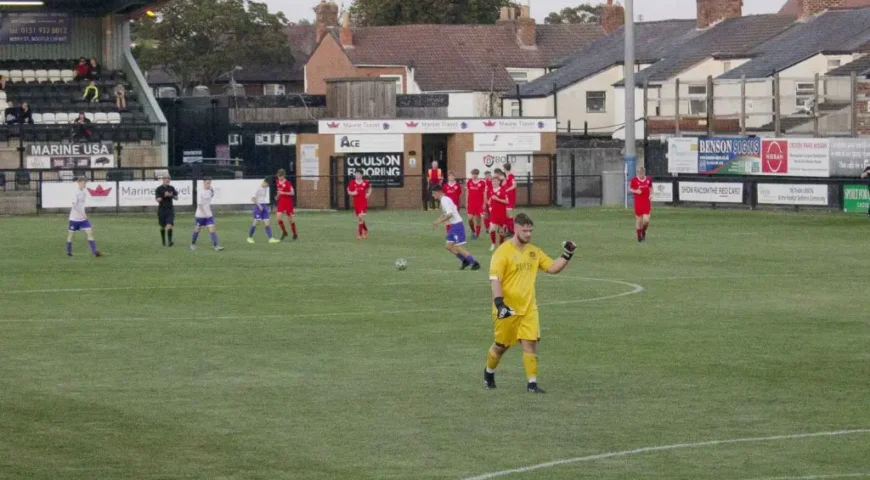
[
  {"x1": 345, "y1": 153, "x2": 404, "y2": 188},
  {"x1": 26, "y1": 143, "x2": 115, "y2": 169},
  {"x1": 698, "y1": 137, "x2": 761, "y2": 175}
]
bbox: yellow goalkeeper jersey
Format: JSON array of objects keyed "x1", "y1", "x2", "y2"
[{"x1": 489, "y1": 241, "x2": 554, "y2": 316}]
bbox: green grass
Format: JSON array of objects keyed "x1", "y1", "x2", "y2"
[{"x1": 1, "y1": 208, "x2": 868, "y2": 480}]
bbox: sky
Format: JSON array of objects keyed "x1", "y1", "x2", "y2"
[{"x1": 267, "y1": 0, "x2": 784, "y2": 24}]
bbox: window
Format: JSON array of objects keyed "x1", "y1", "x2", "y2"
[
  {"x1": 506, "y1": 100, "x2": 520, "y2": 117},
  {"x1": 228, "y1": 134, "x2": 241, "y2": 146},
  {"x1": 586, "y1": 91, "x2": 606, "y2": 113},
  {"x1": 255, "y1": 133, "x2": 282, "y2": 146},
  {"x1": 827, "y1": 59, "x2": 841, "y2": 71},
  {"x1": 795, "y1": 82, "x2": 814, "y2": 107},
  {"x1": 379, "y1": 75, "x2": 403, "y2": 94},
  {"x1": 688, "y1": 85, "x2": 707, "y2": 115},
  {"x1": 264, "y1": 84, "x2": 285, "y2": 96},
  {"x1": 723, "y1": 61, "x2": 732, "y2": 73},
  {"x1": 509, "y1": 71, "x2": 529, "y2": 84}
]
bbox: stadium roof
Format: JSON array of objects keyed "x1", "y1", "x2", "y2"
[
  {"x1": 35, "y1": 0, "x2": 159, "y2": 15},
  {"x1": 719, "y1": 7, "x2": 870, "y2": 79},
  {"x1": 513, "y1": 19, "x2": 697, "y2": 98}
]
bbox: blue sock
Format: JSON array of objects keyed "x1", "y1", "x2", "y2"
[
  {"x1": 88, "y1": 240, "x2": 97, "y2": 255},
  {"x1": 265, "y1": 226, "x2": 273, "y2": 238},
  {"x1": 466, "y1": 255, "x2": 476, "y2": 264},
  {"x1": 191, "y1": 231, "x2": 199, "y2": 244},
  {"x1": 456, "y1": 253, "x2": 467, "y2": 263},
  {"x1": 249, "y1": 226, "x2": 256, "y2": 238},
  {"x1": 66, "y1": 242, "x2": 72, "y2": 255},
  {"x1": 210, "y1": 232, "x2": 218, "y2": 246}
]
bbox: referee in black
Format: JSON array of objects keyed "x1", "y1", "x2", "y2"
[{"x1": 155, "y1": 175, "x2": 179, "y2": 246}]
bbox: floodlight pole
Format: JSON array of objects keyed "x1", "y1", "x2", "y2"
[{"x1": 623, "y1": 0, "x2": 636, "y2": 208}]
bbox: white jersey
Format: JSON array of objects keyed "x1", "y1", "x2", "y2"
[
  {"x1": 254, "y1": 185, "x2": 269, "y2": 205},
  {"x1": 439, "y1": 196, "x2": 463, "y2": 225},
  {"x1": 196, "y1": 187, "x2": 215, "y2": 218},
  {"x1": 69, "y1": 189, "x2": 88, "y2": 221}
]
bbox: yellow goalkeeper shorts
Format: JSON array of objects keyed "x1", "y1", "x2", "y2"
[{"x1": 492, "y1": 309, "x2": 540, "y2": 346}]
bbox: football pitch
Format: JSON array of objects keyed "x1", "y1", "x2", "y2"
[{"x1": 1, "y1": 208, "x2": 868, "y2": 480}]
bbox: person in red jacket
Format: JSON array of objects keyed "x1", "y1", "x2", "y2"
[
  {"x1": 73, "y1": 57, "x2": 90, "y2": 81},
  {"x1": 427, "y1": 160, "x2": 442, "y2": 209}
]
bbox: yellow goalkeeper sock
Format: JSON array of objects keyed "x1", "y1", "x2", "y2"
[
  {"x1": 523, "y1": 352, "x2": 538, "y2": 382},
  {"x1": 486, "y1": 348, "x2": 504, "y2": 372}
]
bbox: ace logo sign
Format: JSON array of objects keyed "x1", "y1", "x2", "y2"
[
  {"x1": 334, "y1": 134, "x2": 404, "y2": 153},
  {"x1": 762, "y1": 140, "x2": 788, "y2": 174}
]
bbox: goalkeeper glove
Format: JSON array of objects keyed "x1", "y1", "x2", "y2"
[
  {"x1": 561, "y1": 241, "x2": 577, "y2": 261},
  {"x1": 494, "y1": 297, "x2": 515, "y2": 319}
]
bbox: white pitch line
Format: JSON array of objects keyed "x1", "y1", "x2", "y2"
[
  {"x1": 742, "y1": 474, "x2": 870, "y2": 480},
  {"x1": 0, "y1": 277, "x2": 644, "y2": 323},
  {"x1": 460, "y1": 429, "x2": 870, "y2": 480}
]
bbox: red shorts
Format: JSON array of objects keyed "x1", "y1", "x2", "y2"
[
  {"x1": 277, "y1": 201, "x2": 294, "y2": 215},
  {"x1": 634, "y1": 202, "x2": 651, "y2": 216},
  {"x1": 490, "y1": 211, "x2": 507, "y2": 227},
  {"x1": 467, "y1": 202, "x2": 484, "y2": 216},
  {"x1": 507, "y1": 193, "x2": 516, "y2": 210},
  {"x1": 354, "y1": 203, "x2": 368, "y2": 216}
]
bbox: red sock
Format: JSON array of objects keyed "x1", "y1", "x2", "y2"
[
  {"x1": 499, "y1": 235, "x2": 505, "y2": 244},
  {"x1": 358, "y1": 224, "x2": 364, "y2": 236},
  {"x1": 290, "y1": 222, "x2": 297, "y2": 235},
  {"x1": 475, "y1": 223, "x2": 482, "y2": 236},
  {"x1": 490, "y1": 231, "x2": 496, "y2": 244},
  {"x1": 637, "y1": 229, "x2": 643, "y2": 240},
  {"x1": 278, "y1": 221, "x2": 287, "y2": 235},
  {"x1": 362, "y1": 222, "x2": 368, "y2": 232}
]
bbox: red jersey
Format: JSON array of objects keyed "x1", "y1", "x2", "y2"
[
  {"x1": 348, "y1": 179, "x2": 371, "y2": 211},
  {"x1": 489, "y1": 186, "x2": 508, "y2": 225},
  {"x1": 276, "y1": 178, "x2": 294, "y2": 205},
  {"x1": 504, "y1": 173, "x2": 517, "y2": 208},
  {"x1": 465, "y1": 178, "x2": 485, "y2": 215},
  {"x1": 427, "y1": 168, "x2": 442, "y2": 185},
  {"x1": 631, "y1": 176, "x2": 652, "y2": 215},
  {"x1": 443, "y1": 181, "x2": 462, "y2": 207}
]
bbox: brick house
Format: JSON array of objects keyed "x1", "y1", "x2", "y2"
[{"x1": 303, "y1": 0, "x2": 606, "y2": 117}]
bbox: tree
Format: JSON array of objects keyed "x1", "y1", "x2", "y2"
[
  {"x1": 348, "y1": 0, "x2": 519, "y2": 27},
  {"x1": 544, "y1": 4, "x2": 604, "y2": 24},
  {"x1": 133, "y1": 0, "x2": 292, "y2": 91}
]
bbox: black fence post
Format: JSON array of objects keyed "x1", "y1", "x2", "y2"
[
  {"x1": 17, "y1": 130, "x2": 25, "y2": 169},
  {"x1": 570, "y1": 153, "x2": 576, "y2": 208},
  {"x1": 525, "y1": 173, "x2": 531, "y2": 207},
  {"x1": 421, "y1": 173, "x2": 428, "y2": 211},
  {"x1": 36, "y1": 170, "x2": 42, "y2": 215}
]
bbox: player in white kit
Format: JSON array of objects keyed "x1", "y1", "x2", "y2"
[
  {"x1": 191, "y1": 178, "x2": 224, "y2": 251},
  {"x1": 66, "y1": 177, "x2": 102, "y2": 257},
  {"x1": 248, "y1": 179, "x2": 281, "y2": 244},
  {"x1": 430, "y1": 184, "x2": 481, "y2": 270}
]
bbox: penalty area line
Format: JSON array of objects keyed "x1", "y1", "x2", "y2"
[
  {"x1": 460, "y1": 429, "x2": 870, "y2": 480},
  {"x1": 741, "y1": 474, "x2": 870, "y2": 480}
]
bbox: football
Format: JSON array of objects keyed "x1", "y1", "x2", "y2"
[{"x1": 395, "y1": 258, "x2": 408, "y2": 271}]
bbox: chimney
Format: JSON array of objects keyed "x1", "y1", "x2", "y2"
[
  {"x1": 516, "y1": 5, "x2": 536, "y2": 48},
  {"x1": 600, "y1": 0, "x2": 625, "y2": 34},
  {"x1": 498, "y1": 6, "x2": 516, "y2": 22},
  {"x1": 340, "y1": 11, "x2": 353, "y2": 47},
  {"x1": 696, "y1": 0, "x2": 742, "y2": 29},
  {"x1": 801, "y1": 0, "x2": 846, "y2": 19},
  {"x1": 315, "y1": 0, "x2": 339, "y2": 44}
]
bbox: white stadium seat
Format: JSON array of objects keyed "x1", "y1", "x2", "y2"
[
  {"x1": 41, "y1": 113, "x2": 56, "y2": 124},
  {"x1": 67, "y1": 113, "x2": 79, "y2": 124},
  {"x1": 0, "y1": 91, "x2": 6, "y2": 101},
  {"x1": 22, "y1": 69, "x2": 36, "y2": 83},
  {"x1": 0, "y1": 70, "x2": 9, "y2": 78},
  {"x1": 107, "y1": 112, "x2": 121, "y2": 124},
  {"x1": 59, "y1": 170, "x2": 75, "y2": 181},
  {"x1": 32, "y1": 113, "x2": 43, "y2": 124},
  {"x1": 84, "y1": 112, "x2": 95, "y2": 122},
  {"x1": 48, "y1": 69, "x2": 61, "y2": 82},
  {"x1": 60, "y1": 69, "x2": 74, "y2": 82},
  {"x1": 94, "y1": 112, "x2": 108, "y2": 124},
  {"x1": 0, "y1": 101, "x2": 7, "y2": 111},
  {"x1": 54, "y1": 113, "x2": 69, "y2": 124},
  {"x1": 9, "y1": 70, "x2": 23, "y2": 82},
  {"x1": 35, "y1": 70, "x2": 48, "y2": 82}
]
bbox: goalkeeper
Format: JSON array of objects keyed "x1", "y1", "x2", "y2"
[{"x1": 483, "y1": 212, "x2": 576, "y2": 394}]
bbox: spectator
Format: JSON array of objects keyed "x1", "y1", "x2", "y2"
[
  {"x1": 72, "y1": 112, "x2": 92, "y2": 142},
  {"x1": 83, "y1": 81, "x2": 99, "y2": 103},
  {"x1": 18, "y1": 102, "x2": 33, "y2": 124},
  {"x1": 74, "y1": 57, "x2": 89, "y2": 81},
  {"x1": 114, "y1": 83, "x2": 126, "y2": 111},
  {"x1": 0, "y1": 75, "x2": 6, "y2": 91},
  {"x1": 4, "y1": 101, "x2": 21, "y2": 124},
  {"x1": 88, "y1": 57, "x2": 101, "y2": 80}
]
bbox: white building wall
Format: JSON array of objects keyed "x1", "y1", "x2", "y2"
[
  {"x1": 613, "y1": 86, "x2": 645, "y2": 139},
  {"x1": 506, "y1": 67, "x2": 547, "y2": 85}
]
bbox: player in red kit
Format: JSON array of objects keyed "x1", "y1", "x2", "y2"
[
  {"x1": 629, "y1": 165, "x2": 652, "y2": 242},
  {"x1": 466, "y1": 169, "x2": 486, "y2": 239},
  {"x1": 275, "y1": 169, "x2": 298, "y2": 241},
  {"x1": 488, "y1": 175, "x2": 509, "y2": 252},
  {"x1": 347, "y1": 171, "x2": 372, "y2": 239},
  {"x1": 442, "y1": 171, "x2": 462, "y2": 233},
  {"x1": 503, "y1": 163, "x2": 517, "y2": 236}
]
